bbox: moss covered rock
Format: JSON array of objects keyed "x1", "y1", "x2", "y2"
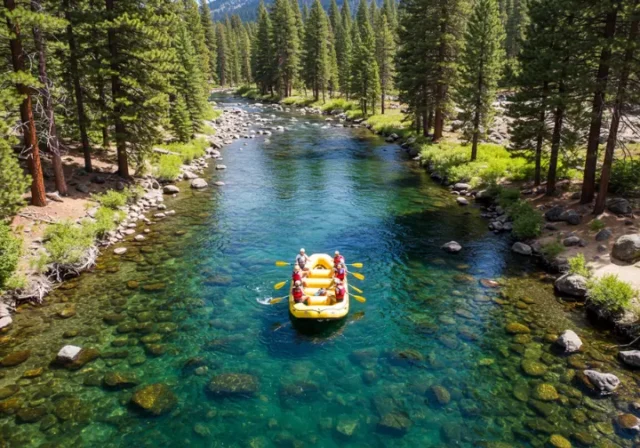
[
  {"x1": 534, "y1": 384, "x2": 559, "y2": 401},
  {"x1": 549, "y1": 434, "x2": 571, "y2": 448},
  {"x1": 506, "y1": 323, "x2": 531, "y2": 334},
  {"x1": 521, "y1": 360, "x2": 547, "y2": 377},
  {"x1": 130, "y1": 383, "x2": 177, "y2": 416},
  {"x1": 0, "y1": 350, "x2": 30, "y2": 367},
  {"x1": 208, "y1": 373, "x2": 259, "y2": 397}
]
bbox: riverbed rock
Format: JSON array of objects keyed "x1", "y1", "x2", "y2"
[
  {"x1": 512, "y1": 242, "x2": 533, "y2": 256},
  {"x1": 57, "y1": 345, "x2": 81, "y2": 362},
  {"x1": 130, "y1": 383, "x2": 177, "y2": 416},
  {"x1": 453, "y1": 183, "x2": 471, "y2": 191},
  {"x1": 103, "y1": 371, "x2": 140, "y2": 389},
  {"x1": 430, "y1": 385, "x2": 451, "y2": 405},
  {"x1": 441, "y1": 241, "x2": 462, "y2": 253},
  {"x1": 548, "y1": 434, "x2": 571, "y2": 448},
  {"x1": 611, "y1": 234, "x2": 640, "y2": 263},
  {"x1": 162, "y1": 185, "x2": 179, "y2": 194},
  {"x1": 582, "y1": 370, "x2": 620, "y2": 395},
  {"x1": 377, "y1": 411, "x2": 412, "y2": 435},
  {"x1": 63, "y1": 348, "x2": 100, "y2": 370},
  {"x1": 113, "y1": 247, "x2": 127, "y2": 255},
  {"x1": 191, "y1": 178, "x2": 208, "y2": 189},
  {"x1": 0, "y1": 350, "x2": 30, "y2": 367},
  {"x1": 0, "y1": 386, "x2": 19, "y2": 400},
  {"x1": 618, "y1": 413, "x2": 640, "y2": 432},
  {"x1": 607, "y1": 198, "x2": 632, "y2": 215},
  {"x1": 506, "y1": 322, "x2": 530, "y2": 334},
  {"x1": 215, "y1": 164, "x2": 227, "y2": 170},
  {"x1": 336, "y1": 416, "x2": 358, "y2": 437},
  {"x1": 522, "y1": 360, "x2": 547, "y2": 377},
  {"x1": 533, "y1": 383, "x2": 559, "y2": 401},
  {"x1": 556, "y1": 330, "x2": 582, "y2": 354},
  {"x1": 456, "y1": 197, "x2": 468, "y2": 206},
  {"x1": 207, "y1": 373, "x2": 259, "y2": 396},
  {"x1": 554, "y1": 273, "x2": 588, "y2": 299},
  {"x1": 619, "y1": 350, "x2": 640, "y2": 368},
  {"x1": 16, "y1": 406, "x2": 47, "y2": 423}
]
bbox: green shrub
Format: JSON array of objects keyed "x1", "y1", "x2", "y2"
[
  {"x1": 0, "y1": 222, "x2": 21, "y2": 289},
  {"x1": 202, "y1": 124, "x2": 216, "y2": 136},
  {"x1": 155, "y1": 154, "x2": 182, "y2": 181},
  {"x1": 3, "y1": 273, "x2": 27, "y2": 291},
  {"x1": 508, "y1": 200, "x2": 543, "y2": 239},
  {"x1": 94, "y1": 190, "x2": 128, "y2": 209},
  {"x1": 0, "y1": 143, "x2": 30, "y2": 220},
  {"x1": 609, "y1": 159, "x2": 640, "y2": 195},
  {"x1": 587, "y1": 274, "x2": 637, "y2": 314},
  {"x1": 540, "y1": 241, "x2": 564, "y2": 259},
  {"x1": 320, "y1": 98, "x2": 356, "y2": 112},
  {"x1": 93, "y1": 207, "x2": 125, "y2": 238},
  {"x1": 588, "y1": 219, "x2": 606, "y2": 232},
  {"x1": 365, "y1": 110, "x2": 410, "y2": 137},
  {"x1": 43, "y1": 221, "x2": 96, "y2": 266},
  {"x1": 568, "y1": 254, "x2": 590, "y2": 278},
  {"x1": 497, "y1": 187, "x2": 521, "y2": 208},
  {"x1": 128, "y1": 185, "x2": 145, "y2": 202},
  {"x1": 161, "y1": 138, "x2": 208, "y2": 164}
]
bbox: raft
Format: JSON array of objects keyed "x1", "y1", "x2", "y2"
[{"x1": 289, "y1": 253, "x2": 349, "y2": 320}]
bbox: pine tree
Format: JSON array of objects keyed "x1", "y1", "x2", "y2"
[
  {"x1": 170, "y1": 94, "x2": 193, "y2": 142},
  {"x1": 184, "y1": 0, "x2": 211, "y2": 84},
  {"x1": 216, "y1": 23, "x2": 230, "y2": 85},
  {"x1": 271, "y1": 0, "x2": 300, "y2": 96},
  {"x1": 375, "y1": 13, "x2": 395, "y2": 114},
  {"x1": 352, "y1": 0, "x2": 381, "y2": 115},
  {"x1": 303, "y1": 0, "x2": 331, "y2": 100},
  {"x1": 329, "y1": 0, "x2": 341, "y2": 33},
  {"x1": 239, "y1": 25, "x2": 253, "y2": 85},
  {"x1": 456, "y1": 0, "x2": 505, "y2": 160},
  {"x1": 254, "y1": 1, "x2": 275, "y2": 93},
  {"x1": 200, "y1": 0, "x2": 218, "y2": 84},
  {"x1": 336, "y1": 1, "x2": 353, "y2": 97},
  {"x1": 4, "y1": 0, "x2": 47, "y2": 206}
]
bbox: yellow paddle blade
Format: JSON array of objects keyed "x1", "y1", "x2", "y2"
[
  {"x1": 269, "y1": 297, "x2": 286, "y2": 304},
  {"x1": 349, "y1": 284, "x2": 363, "y2": 294},
  {"x1": 350, "y1": 263, "x2": 363, "y2": 268},
  {"x1": 275, "y1": 261, "x2": 290, "y2": 267},
  {"x1": 351, "y1": 272, "x2": 365, "y2": 281},
  {"x1": 274, "y1": 281, "x2": 288, "y2": 290},
  {"x1": 353, "y1": 295, "x2": 366, "y2": 303}
]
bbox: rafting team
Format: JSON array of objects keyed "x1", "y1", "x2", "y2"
[{"x1": 291, "y1": 249, "x2": 347, "y2": 305}]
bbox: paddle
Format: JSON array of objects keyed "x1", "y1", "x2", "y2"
[
  {"x1": 347, "y1": 263, "x2": 363, "y2": 268},
  {"x1": 349, "y1": 271, "x2": 365, "y2": 281},
  {"x1": 269, "y1": 295, "x2": 287, "y2": 304},
  {"x1": 349, "y1": 284, "x2": 363, "y2": 294},
  {"x1": 352, "y1": 294, "x2": 366, "y2": 303},
  {"x1": 275, "y1": 261, "x2": 291, "y2": 267},
  {"x1": 274, "y1": 280, "x2": 288, "y2": 290}
]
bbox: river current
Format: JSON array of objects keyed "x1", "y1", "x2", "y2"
[{"x1": 0, "y1": 95, "x2": 637, "y2": 447}]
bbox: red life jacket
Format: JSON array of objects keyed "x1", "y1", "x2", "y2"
[
  {"x1": 292, "y1": 271, "x2": 302, "y2": 282},
  {"x1": 334, "y1": 256, "x2": 345, "y2": 266},
  {"x1": 335, "y1": 285, "x2": 346, "y2": 301},
  {"x1": 293, "y1": 288, "x2": 303, "y2": 300},
  {"x1": 335, "y1": 268, "x2": 346, "y2": 281}
]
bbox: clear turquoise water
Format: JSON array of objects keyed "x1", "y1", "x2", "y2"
[{"x1": 0, "y1": 96, "x2": 636, "y2": 447}]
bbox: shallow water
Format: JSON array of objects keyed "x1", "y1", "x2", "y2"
[{"x1": 0, "y1": 96, "x2": 638, "y2": 447}]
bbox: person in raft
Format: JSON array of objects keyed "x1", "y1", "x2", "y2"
[
  {"x1": 295, "y1": 248, "x2": 311, "y2": 271},
  {"x1": 334, "y1": 262, "x2": 347, "y2": 282},
  {"x1": 333, "y1": 251, "x2": 345, "y2": 267},
  {"x1": 332, "y1": 279, "x2": 346, "y2": 302},
  {"x1": 292, "y1": 281, "x2": 308, "y2": 304},
  {"x1": 292, "y1": 265, "x2": 307, "y2": 285}
]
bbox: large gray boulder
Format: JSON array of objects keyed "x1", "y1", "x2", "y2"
[
  {"x1": 163, "y1": 185, "x2": 179, "y2": 194},
  {"x1": 612, "y1": 234, "x2": 640, "y2": 263},
  {"x1": 619, "y1": 350, "x2": 640, "y2": 368},
  {"x1": 191, "y1": 178, "x2": 208, "y2": 189},
  {"x1": 512, "y1": 242, "x2": 532, "y2": 256},
  {"x1": 559, "y1": 210, "x2": 581, "y2": 225},
  {"x1": 554, "y1": 273, "x2": 588, "y2": 299},
  {"x1": 453, "y1": 183, "x2": 471, "y2": 191},
  {"x1": 441, "y1": 241, "x2": 462, "y2": 253},
  {"x1": 545, "y1": 206, "x2": 565, "y2": 222},
  {"x1": 556, "y1": 330, "x2": 582, "y2": 354},
  {"x1": 607, "y1": 198, "x2": 632, "y2": 215},
  {"x1": 57, "y1": 345, "x2": 82, "y2": 363},
  {"x1": 583, "y1": 370, "x2": 620, "y2": 395}
]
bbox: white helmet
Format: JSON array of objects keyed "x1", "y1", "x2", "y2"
[{"x1": 300, "y1": 248, "x2": 305, "y2": 253}]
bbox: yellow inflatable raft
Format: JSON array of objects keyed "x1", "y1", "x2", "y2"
[{"x1": 289, "y1": 253, "x2": 349, "y2": 320}]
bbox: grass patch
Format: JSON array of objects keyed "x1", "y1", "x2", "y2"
[
  {"x1": 235, "y1": 86, "x2": 280, "y2": 102},
  {"x1": 93, "y1": 190, "x2": 128, "y2": 209},
  {"x1": 587, "y1": 274, "x2": 637, "y2": 314},
  {"x1": 0, "y1": 222, "x2": 21, "y2": 290},
  {"x1": 420, "y1": 142, "x2": 532, "y2": 187},
  {"x1": 540, "y1": 241, "x2": 565, "y2": 259},
  {"x1": 320, "y1": 98, "x2": 357, "y2": 112},
  {"x1": 154, "y1": 154, "x2": 183, "y2": 181},
  {"x1": 346, "y1": 108, "x2": 364, "y2": 120},
  {"x1": 588, "y1": 219, "x2": 606, "y2": 232},
  {"x1": 497, "y1": 187, "x2": 521, "y2": 208},
  {"x1": 365, "y1": 109, "x2": 412, "y2": 137},
  {"x1": 282, "y1": 96, "x2": 317, "y2": 107},
  {"x1": 568, "y1": 254, "x2": 590, "y2": 278},
  {"x1": 43, "y1": 221, "x2": 96, "y2": 266},
  {"x1": 202, "y1": 124, "x2": 216, "y2": 136},
  {"x1": 160, "y1": 138, "x2": 208, "y2": 164},
  {"x1": 93, "y1": 207, "x2": 125, "y2": 238}
]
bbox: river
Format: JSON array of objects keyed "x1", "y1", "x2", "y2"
[{"x1": 0, "y1": 95, "x2": 636, "y2": 447}]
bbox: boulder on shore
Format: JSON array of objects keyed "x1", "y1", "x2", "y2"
[
  {"x1": 441, "y1": 241, "x2": 462, "y2": 253},
  {"x1": 554, "y1": 273, "x2": 588, "y2": 299},
  {"x1": 162, "y1": 185, "x2": 179, "y2": 194},
  {"x1": 612, "y1": 234, "x2": 640, "y2": 263},
  {"x1": 456, "y1": 197, "x2": 469, "y2": 206},
  {"x1": 556, "y1": 330, "x2": 582, "y2": 354},
  {"x1": 607, "y1": 198, "x2": 632, "y2": 215},
  {"x1": 512, "y1": 242, "x2": 532, "y2": 256},
  {"x1": 191, "y1": 178, "x2": 208, "y2": 189}
]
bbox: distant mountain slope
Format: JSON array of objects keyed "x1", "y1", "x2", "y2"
[{"x1": 209, "y1": 0, "x2": 356, "y2": 22}]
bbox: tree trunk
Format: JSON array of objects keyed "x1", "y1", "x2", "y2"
[
  {"x1": 381, "y1": 89, "x2": 385, "y2": 114},
  {"x1": 471, "y1": 107, "x2": 480, "y2": 161},
  {"x1": 534, "y1": 81, "x2": 549, "y2": 186},
  {"x1": 433, "y1": 6, "x2": 448, "y2": 142},
  {"x1": 594, "y1": 3, "x2": 638, "y2": 215},
  {"x1": 547, "y1": 83, "x2": 565, "y2": 196},
  {"x1": 105, "y1": 0, "x2": 129, "y2": 178},
  {"x1": 64, "y1": 0, "x2": 92, "y2": 173},
  {"x1": 32, "y1": 0, "x2": 67, "y2": 196},
  {"x1": 5, "y1": 0, "x2": 47, "y2": 206},
  {"x1": 580, "y1": 2, "x2": 619, "y2": 204}
]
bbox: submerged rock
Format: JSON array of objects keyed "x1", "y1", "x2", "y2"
[
  {"x1": 429, "y1": 385, "x2": 451, "y2": 405},
  {"x1": 103, "y1": 371, "x2": 140, "y2": 389},
  {"x1": 163, "y1": 185, "x2": 179, "y2": 194},
  {"x1": 581, "y1": 370, "x2": 620, "y2": 395},
  {"x1": 16, "y1": 406, "x2": 47, "y2": 423},
  {"x1": 618, "y1": 413, "x2": 640, "y2": 432},
  {"x1": 556, "y1": 330, "x2": 582, "y2": 354},
  {"x1": 506, "y1": 322, "x2": 530, "y2": 334},
  {"x1": 619, "y1": 350, "x2": 640, "y2": 368},
  {"x1": 0, "y1": 350, "x2": 30, "y2": 367},
  {"x1": 130, "y1": 384, "x2": 177, "y2": 416},
  {"x1": 191, "y1": 178, "x2": 208, "y2": 189},
  {"x1": 377, "y1": 411, "x2": 412, "y2": 435},
  {"x1": 207, "y1": 373, "x2": 259, "y2": 396},
  {"x1": 548, "y1": 434, "x2": 571, "y2": 448},
  {"x1": 533, "y1": 384, "x2": 559, "y2": 401},
  {"x1": 336, "y1": 416, "x2": 358, "y2": 437},
  {"x1": 521, "y1": 360, "x2": 547, "y2": 377}
]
